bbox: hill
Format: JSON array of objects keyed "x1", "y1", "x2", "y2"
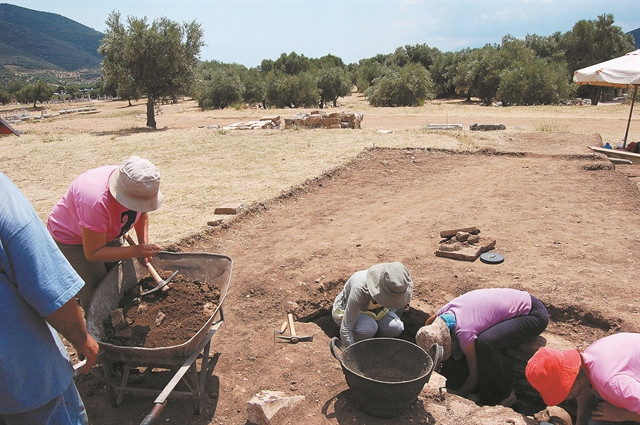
[{"x1": 0, "y1": 3, "x2": 104, "y2": 85}]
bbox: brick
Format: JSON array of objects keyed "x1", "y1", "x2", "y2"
[{"x1": 214, "y1": 203, "x2": 243, "y2": 215}]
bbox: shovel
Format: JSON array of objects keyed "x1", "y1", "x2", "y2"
[{"x1": 124, "y1": 234, "x2": 178, "y2": 296}]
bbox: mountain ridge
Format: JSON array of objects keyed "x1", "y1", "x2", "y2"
[{"x1": 0, "y1": 3, "x2": 104, "y2": 84}]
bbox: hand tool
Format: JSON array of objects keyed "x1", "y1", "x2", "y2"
[
  {"x1": 273, "y1": 319, "x2": 289, "y2": 345},
  {"x1": 276, "y1": 313, "x2": 313, "y2": 344},
  {"x1": 124, "y1": 233, "x2": 178, "y2": 295}
]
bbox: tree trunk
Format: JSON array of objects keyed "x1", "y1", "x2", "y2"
[
  {"x1": 146, "y1": 95, "x2": 156, "y2": 128},
  {"x1": 589, "y1": 86, "x2": 601, "y2": 106}
]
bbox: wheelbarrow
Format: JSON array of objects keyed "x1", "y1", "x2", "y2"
[{"x1": 83, "y1": 251, "x2": 232, "y2": 424}]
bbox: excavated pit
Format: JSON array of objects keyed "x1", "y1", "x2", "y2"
[{"x1": 291, "y1": 277, "x2": 616, "y2": 419}]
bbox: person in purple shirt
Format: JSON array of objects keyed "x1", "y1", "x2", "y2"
[
  {"x1": 526, "y1": 333, "x2": 640, "y2": 425},
  {"x1": 416, "y1": 288, "x2": 549, "y2": 407},
  {"x1": 47, "y1": 156, "x2": 163, "y2": 311}
]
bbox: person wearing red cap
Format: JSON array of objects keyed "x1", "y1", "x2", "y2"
[{"x1": 526, "y1": 333, "x2": 640, "y2": 425}]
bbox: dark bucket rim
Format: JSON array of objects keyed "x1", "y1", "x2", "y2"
[{"x1": 338, "y1": 337, "x2": 432, "y2": 384}]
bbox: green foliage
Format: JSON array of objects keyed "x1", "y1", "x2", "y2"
[
  {"x1": 242, "y1": 68, "x2": 265, "y2": 106},
  {"x1": 15, "y1": 79, "x2": 54, "y2": 107},
  {"x1": 7, "y1": 80, "x2": 24, "y2": 94},
  {"x1": 497, "y1": 59, "x2": 575, "y2": 105},
  {"x1": 196, "y1": 68, "x2": 244, "y2": 109},
  {"x1": 0, "y1": 3, "x2": 103, "y2": 84},
  {"x1": 365, "y1": 63, "x2": 434, "y2": 107},
  {"x1": 264, "y1": 71, "x2": 319, "y2": 108},
  {"x1": 272, "y1": 52, "x2": 311, "y2": 75},
  {"x1": 429, "y1": 50, "x2": 457, "y2": 98},
  {"x1": 354, "y1": 58, "x2": 385, "y2": 92},
  {"x1": 0, "y1": 87, "x2": 10, "y2": 104},
  {"x1": 317, "y1": 67, "x2": 351, "y2": 107},
  {"x1": 99, "y1": 11, "x2": 204, "y2": 128},
  {"x1": 561, "y1": 14, "x2": 635, "y2": 104}
]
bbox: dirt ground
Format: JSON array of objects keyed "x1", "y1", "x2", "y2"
[{"x1": 3, "y1": 97, "x2": 639, "y2": 425}]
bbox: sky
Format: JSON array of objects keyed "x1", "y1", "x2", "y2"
[{"x1": 4, "y1": 1, "x2": 640, "y2": 68}]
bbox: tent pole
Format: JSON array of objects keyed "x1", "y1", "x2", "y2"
[{"x1": 623, "y1": 85, "x2": 637, "y2": 149}]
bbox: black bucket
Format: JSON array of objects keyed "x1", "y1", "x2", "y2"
[{"x1": 329, "y1": 337, "x2": 443, "y2": 418}]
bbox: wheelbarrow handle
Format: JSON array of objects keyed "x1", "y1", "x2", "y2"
[{"x1": 328, "y1": 337, "x2": 345, "y2": 361}]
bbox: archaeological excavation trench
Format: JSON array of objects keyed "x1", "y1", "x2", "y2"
[{"x1": 285, "y1": 275, "x2": 620, "y2": 419}]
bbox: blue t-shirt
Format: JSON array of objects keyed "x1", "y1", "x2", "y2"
[{"x1": 0, "y1": 172, "x2": 84, "y2": 414}]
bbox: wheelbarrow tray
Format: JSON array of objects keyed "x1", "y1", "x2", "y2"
[{"x1": 86, "y1": 252, "x2": 232, "y2": 365}]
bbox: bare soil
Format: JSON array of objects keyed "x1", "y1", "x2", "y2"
[
  {"x1": 4, "y1": 97, "x2": 638, "y2": 425},
  {"x1": 103, "y1": 272, "x2": 220, "y2": 349},
  {"x1": 74, "y1": 136, "x2": 640, "y2": 425}
]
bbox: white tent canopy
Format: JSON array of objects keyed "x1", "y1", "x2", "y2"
[
  {"x1": 573, "y1": 49, "x2": 640, "y2": 147},
  {"x1": 574, "y1": 49, "x2": 640, "y2": 88}
]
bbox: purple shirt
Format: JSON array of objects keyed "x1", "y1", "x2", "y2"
[
  {"x1": 437, "y1": 288, "x2": 531, "y2": 352},
  {"x1": 47, "y1": 165, "x2": 140, "y2": 245},
  {"x1": 582, "y1": 333, "x2": 640, "y2": 415}
]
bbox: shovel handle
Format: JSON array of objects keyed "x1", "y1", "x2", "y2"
[
  {"x1": 287, "y1": 313, "x2": 298, "y2": 343},
  {"x1": 124, "y1": 233, "x2": 164, "y2": 285}
]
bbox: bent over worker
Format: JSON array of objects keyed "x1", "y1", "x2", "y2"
[
  {"x1": 526, "y1": 332, "x2": 640, "y2": 425},
  {"x1": 47, "y1": 156, "x2": 163, "y2": 311},
  {"x1": 416, "y1": 288, "x2": 549, "y2": 407}
]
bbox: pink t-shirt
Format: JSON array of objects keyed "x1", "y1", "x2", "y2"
[
  {"x1": 47, "y1": 165, "x2": 140, "y2": 245},
  {"x1": 437, "y1": 288, "x2": 532, "y2": 352},
  {"x1": 582, "y1": 333, "x2": 640, "y2": 415}
]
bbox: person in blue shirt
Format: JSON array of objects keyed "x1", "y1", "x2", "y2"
[{"x1": 0, "y1": 172, "x2": 99, "y2": 425}]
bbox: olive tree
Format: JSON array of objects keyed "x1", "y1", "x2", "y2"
[
  {"x1": 99, "y1": 11, "x2": 204, "y2": 128},
  {"x1": 317, "y1": 66, "x2": 351, "y2": 107},
  {"x1": 15, "y1": 80, "x2": 54, "y2": 107},
  {"x1": 0, "y1": 87, "x2": 10, "y2": 105},
  {"x1": 365, "y1": 63, "x2": 434, "y2": 107}
]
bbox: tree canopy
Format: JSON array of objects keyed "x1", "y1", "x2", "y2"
[{"x1": 99, "y1": 11, "x2": 204, "y2": 128}]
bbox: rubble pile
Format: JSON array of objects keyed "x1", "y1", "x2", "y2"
[
  {"x1": 435, "y1": 226, "x2": 496, "y2": 261},
  {"x1": 285, "y1": 110, "x2": 363, "y2": 129},
  {"x1": 223, "y1": 115, "x2": 281, "y2": 130}
]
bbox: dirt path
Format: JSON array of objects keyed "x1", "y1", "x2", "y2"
[{"x1": 73, "y1": 133, "x2": 640, "y2": 425}]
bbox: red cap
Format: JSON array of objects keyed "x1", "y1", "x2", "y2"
[{"x1": 525, "y1": 347, "x2": 581, "y2": 406}]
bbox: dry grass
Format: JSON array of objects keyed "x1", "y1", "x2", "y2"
[{"x1": 1, "y1": 94, "x2": 637, "y2": 244}]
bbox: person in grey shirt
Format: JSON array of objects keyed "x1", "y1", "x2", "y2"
[{"x1": 332, "y1": 262, "x2": 414, "y2": 347}]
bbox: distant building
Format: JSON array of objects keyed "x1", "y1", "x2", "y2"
[{"x1": 629, "y1": 28, "x2": 640, "y2": 49}]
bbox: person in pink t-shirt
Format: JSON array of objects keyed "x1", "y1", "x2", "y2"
[
  {"x1": 416, "y1": 288, "x2": 549, "y2": 407},
  {"x1": 526, "y1": 333, "x2": 640, "y2": 425},
  {"x1": 47, "y1": 156, "x2": 163, "y2": 311}
]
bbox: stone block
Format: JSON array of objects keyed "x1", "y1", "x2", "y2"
[
  {"x1": 321, "y1": 117, "x2": 341, "y2": 125},
  {"x1": 247, "y1": 390, "x2": 304, "y2": 425},
  {"x1": 214, "y1": 203, "x2": 243, "y2": 215},
  {"x1": 440, "y1": 226, "x2": 479, "y2": 239},
  {"x1": 470, "y1": 123, "x2": 506, "y2": 131},
  {"x1": 110, "y1": 308, "x2": 128, "y2": 330},
  {"x1": 427, "y1": 124, "x2": 463, "y2": 130}
]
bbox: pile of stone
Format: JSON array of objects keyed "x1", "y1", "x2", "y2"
[
  {"x1": 223, "y1": 115, "x2": 281, "y2": 130},
  {"x1": 284, "y1": 111, "x2": 363, "y2": 129},
  {"x1": 435, "y1": 226, "x2": 496, "y2": 261}
]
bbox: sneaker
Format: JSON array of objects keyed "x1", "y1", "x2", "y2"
[{"x1": 497, "y1": 390, "x2": 517, "y2": 408}]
